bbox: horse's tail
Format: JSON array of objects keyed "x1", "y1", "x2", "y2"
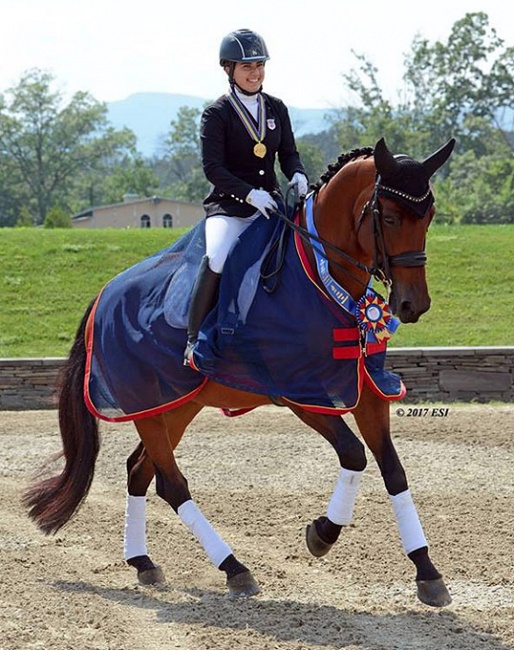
[{"x1": 23, "y1": 299, "x2": 100, "y2": 534}]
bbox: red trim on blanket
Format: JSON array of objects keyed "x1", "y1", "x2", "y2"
[
  {"x1": 83, "y1": 291, "x2": 208, "y2": 423},
  {"x1": 333, "y1": 346, "x2": 361, "y2": 360},
  {"x1": 365, "y1": 340, "x2": 387, "y2": 355},
  {"x1": 332, "y1": 327, "x2": 387, "y2": 359},
  {"x1": 221, "y1": 407, "x2": 258, "y2": 417},
  {"x1": 333, "y1": 327, "x2": 360, "y2": 341},
  {"x1": 294, "y1": 219, "x2": 333, "y2": 301},
  {"x1": 362, "y1": 363, "x2": 407, "y2": 402},
  {"x1": 84, "y1": 386, "x2": 209, "y2": 423}
]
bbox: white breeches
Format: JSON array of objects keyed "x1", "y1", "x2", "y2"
[{"x1": 205, "y1": 213, "x2": 260, "y2": 274}]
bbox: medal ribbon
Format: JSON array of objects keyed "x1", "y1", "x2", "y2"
[
  {"x1": 227, "y1": 91, "x2": 266, "y2": 146},
  {"x1": 305, "y1": 195, "x2": 400, "y2": 343}
]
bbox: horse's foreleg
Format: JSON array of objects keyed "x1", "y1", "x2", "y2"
[
  {"x1": 123, "y1": 442, "x2": 166, "y2": 584},
  {"x1": 135, "y1": 408, "x2": 259, "y2": 597},
  {"x1": 287, "y1": 405, "x2": 367, "y2": 556},
  {"x1": 353, "y1": 387, "x2": 451, "y2": 607}
]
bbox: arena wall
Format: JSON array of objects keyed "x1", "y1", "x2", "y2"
[{"x1": 0, "y1": 347, "x2": 512, "y2": 410}]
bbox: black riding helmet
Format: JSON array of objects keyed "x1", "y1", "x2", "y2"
[
  {"x1": 219, "y1": 29, "x2": 270, "y2": 65},
  {"x1": 220, "y1": 29, "x2": 270, "y2": 94}
]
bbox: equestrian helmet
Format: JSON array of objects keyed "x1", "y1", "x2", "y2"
[{"x1": 219, "y1": 29, "x2": 270, "y2": 66}]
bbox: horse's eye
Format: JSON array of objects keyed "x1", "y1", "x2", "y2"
[{"x1": 383, "y1": 214, "x2": 397, "y2": 226}]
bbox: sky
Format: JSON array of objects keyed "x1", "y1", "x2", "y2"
[{"x1": 1, "y1": 0, "x2": 513, "y2": 110}]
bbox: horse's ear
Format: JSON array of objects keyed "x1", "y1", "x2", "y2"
[
  {"x1": 422, "y1": 138, "x2": 456, "y2": 178},
  {"x1": 374, "y1": 138, "x2": 399, "y2": 177}
]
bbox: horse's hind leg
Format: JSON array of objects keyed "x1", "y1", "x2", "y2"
[
  {"x1": 135, "y1": 405, "x2": 259, "y2": 597},
  {"x1": 124, "y1": 442, "x2": 166, "y2": 585},
  {"x1": 353, "y1": 386, "x2": 451, "y2": 607},
  {"x1": 287, "y1": 405, "x2": 368, "y2": 556}
]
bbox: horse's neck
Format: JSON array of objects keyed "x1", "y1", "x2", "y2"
[{"x1": 306, "y1": 165, "x2": 374, "y2": 300}]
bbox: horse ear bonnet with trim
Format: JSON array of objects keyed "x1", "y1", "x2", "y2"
[{"x1": 374, "y1": 138, "x2": 456, "y2": 217}]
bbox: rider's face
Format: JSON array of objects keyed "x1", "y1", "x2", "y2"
[{"x1": 231, "y1": 61, "x2": 266, "y2": 93}]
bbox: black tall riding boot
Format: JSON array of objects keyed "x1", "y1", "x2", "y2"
[{"x1": 184, "y1": 255, "x2": 221, "y2": 365}]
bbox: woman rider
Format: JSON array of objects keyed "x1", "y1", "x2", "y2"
[{"x1": 184, "y1": 28, "x2": 308, "y2": 364}]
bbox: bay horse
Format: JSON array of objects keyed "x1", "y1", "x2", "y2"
[{"x1": 24, "y1": 137, "x2": 455, "y2": 607}]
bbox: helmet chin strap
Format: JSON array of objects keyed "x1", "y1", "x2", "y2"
[
  {"x1": 225, "y1": 63, "x2": 263, "y2": 96},
  {"x1": 230, "y1": 80, "x2": 262, "y2": 96}
]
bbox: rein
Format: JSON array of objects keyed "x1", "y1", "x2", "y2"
[
  {"x1": 261, "y1": 185, "x2": 370, "y2": 294},
  {"x1": 269, "y1": 202, "x2": 371, "y2": 284},
  {"x1": 268, "y1": 191, "x2": 401, "y2": 343},
  {"x1": 269, "y1": 175, "x2": 428, "y2": 293}
]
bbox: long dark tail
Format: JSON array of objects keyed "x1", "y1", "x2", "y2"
[{"x1": 23, "y1": 299, "x2": 100, "y2": 534}]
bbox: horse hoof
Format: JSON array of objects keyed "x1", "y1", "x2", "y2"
[
  {"x1": 306, "y1": 522, "x2": 333, "y2": 557},
  {"x1": 416, "y1": 578, "x2": 452, "y2": 607},
  {"x1": 227, "y1": 570, "x2": 260, "y2": 597},
  {"x1": 138, "y1": 565, "x2": 166, "y2": 586}
]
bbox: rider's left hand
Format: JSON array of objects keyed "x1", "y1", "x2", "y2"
[{"x1": 289, "y1": 172, "x2": 309, "y2": 198}]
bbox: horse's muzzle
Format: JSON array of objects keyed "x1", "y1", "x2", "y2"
[{"x1": 390, "y1": 292, "x2": 431, "y2": 324}]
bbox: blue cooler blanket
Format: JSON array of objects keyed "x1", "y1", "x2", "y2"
[{"x1": 85, "y1": 216, "x2": 405, "y2": 422}]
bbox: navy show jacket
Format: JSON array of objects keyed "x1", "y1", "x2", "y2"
[{"x1": 201, "y1": 92, "x2": 306, "y2": 218}]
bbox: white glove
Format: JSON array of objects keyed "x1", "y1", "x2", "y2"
[
  {"x1": 289, "y1": 172, "x2": 309, "y2": 198},
  {"x1": 246, "y1": 189, "x2": 278, "y2": 219}
]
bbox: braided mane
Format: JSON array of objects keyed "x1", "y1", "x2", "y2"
[{"x1": 311, "y1": 146, "x2": 374, "y2": 193}]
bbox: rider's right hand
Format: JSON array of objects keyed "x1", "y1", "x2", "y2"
[{"x1": 245, "y1": 189, "x2": 278, "y2": 219}]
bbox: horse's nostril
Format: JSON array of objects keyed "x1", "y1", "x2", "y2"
[{"x1": 397, "y1": 298, "x2": 431, "y2": 324}]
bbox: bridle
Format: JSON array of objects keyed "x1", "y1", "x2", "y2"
[
  {"x1": 358, "y1": 176, "x2": 430, "y2": 287},
  {"x1": 269, "y1": 175, "x2": 430, "y2": 293}
]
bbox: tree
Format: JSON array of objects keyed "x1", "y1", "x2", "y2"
[
  {"x1": 15, "y1": 206, "x2": 35, "y2": 227},
  {"x1": 403, "y1": 12, "x2": 514, "y2": 154},
  {"x1": 0, "y1": 69, "x2": 135, "y2": 224},
  {"x1": 295, "y1": 141, "x2": 325, "y2": 189},
  {"x1": 157, "y1": 106, "x2": 210, "y2": 202},
  {"x1": 328, "y1": 12, "x2": 514, "y2": 223},
  {"x1": 44, "y1": 205, "x2": 71, "y2": 228},
  {"x1": 333, "y1": 13, "x2": 514, "y2": 158},
  {"x1": 332, "y1": 53, "x2": 425, "y2": 156},
  {"x1": 0, "y1": 147, "x2": 28, "y2": 225},
  {"x1": 435, "y1": 151, "x2": 514, "y2": 224},
  {"x1": 73, "y1": 155, "x2": 160, "y2": 209}
]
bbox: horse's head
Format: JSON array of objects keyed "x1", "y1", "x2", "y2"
[
  {"x1": 369, "y1": 137, "x2": 455, "y2": 322},
  {"x1": 329, "y1": 138, "x2": 452, "y2": 325},
  {"x1": 311, "y1": 138, "x2": 455, "y2": 327}
]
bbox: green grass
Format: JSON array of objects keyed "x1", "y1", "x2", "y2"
[
  {"x1": 0, "y1": 228, "x2": 186, "y2": 357},
  {"x1": 390, "y1": 225, "x2": 514, "y2": 347},
  {"x1": 0, "y1": 225, "x2": 512, "y2": 357}
]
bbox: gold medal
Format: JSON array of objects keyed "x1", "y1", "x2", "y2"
[
  {"x1": 227, "y1": 92, "x2": 268, "y2": 159},
  {"x1": 253, "y1": 142, "x2": 267, "y2": 158}
]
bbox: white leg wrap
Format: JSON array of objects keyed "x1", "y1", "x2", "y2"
[
  {"x1": 389, "y1": 489, "x2": 427, "y2": 555},
  {"x1": 326, "y1": 468, "x2": 363, "y2": 525},
  {"x1": 124, "y1": 494, "x2": 148, "y2": 560},
  {"x1": 178, "y1": 499, "x2": 232, "y2": 568}
]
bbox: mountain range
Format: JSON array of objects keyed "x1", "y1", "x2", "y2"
[{"x1": 106, "y1": 92, "x2": 337, "y2": 157}]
